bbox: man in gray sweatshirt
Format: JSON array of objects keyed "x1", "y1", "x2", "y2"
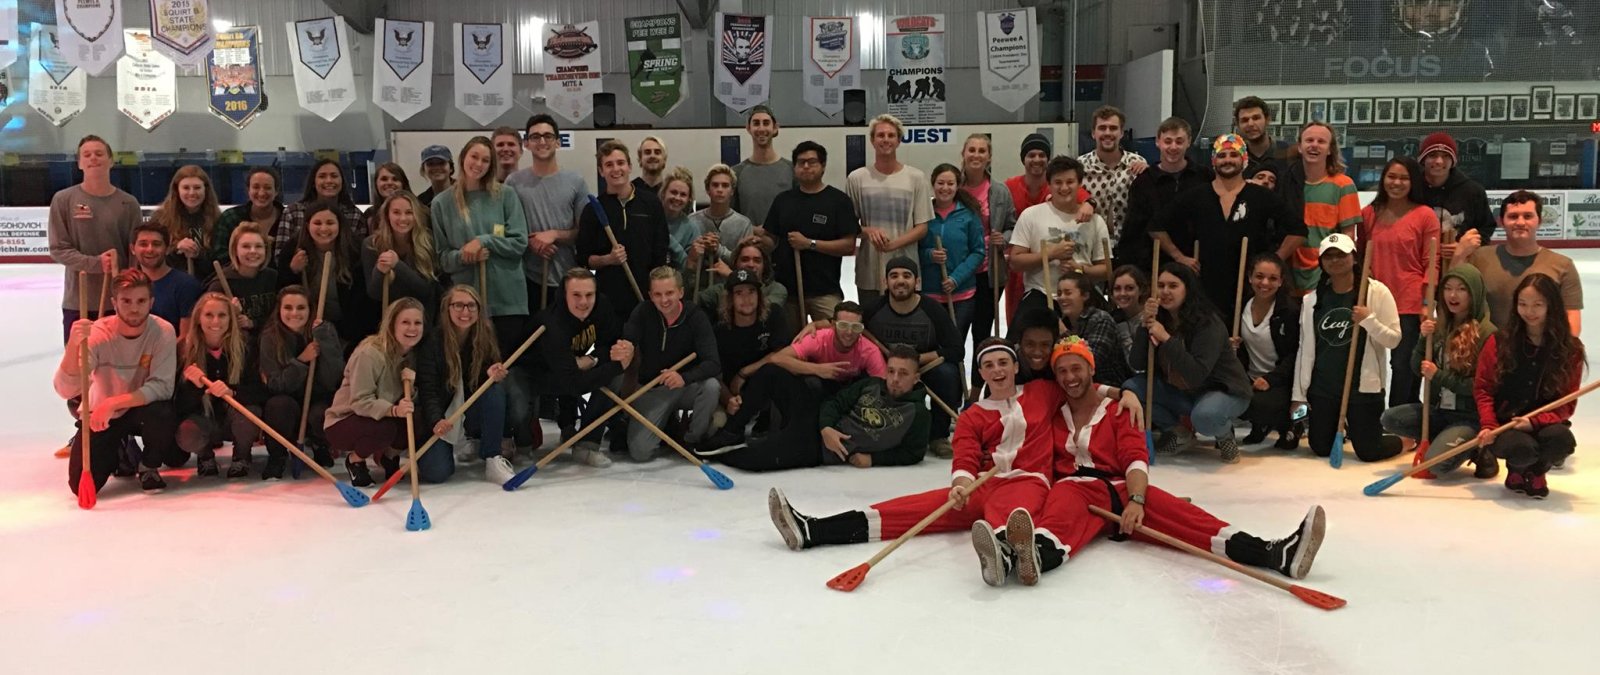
[
  {"x1": 55, "y1": 269, "x2": 180, "y2": 494},
  {"x1": 47, "y1": 135, "x2": 141, "y2": 343}
]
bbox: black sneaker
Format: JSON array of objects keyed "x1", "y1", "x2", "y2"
[
  {"x1": 261, "y1": 456, "x2": 286, "y2": 481},
  {"x1": 226, "y1": 460, "x2": 249, "y2": 479},
  {"x1": 1266, "y1": 505, "x2": 1326, "y2": 580},
  {"x1": 1274, "y1": 422, "x2": 1304, "y2": 450},
  {"x1": 767, "y1": 488, "x2": 812, "y2": 551},
  {"x1": 345, "y1": 456, "x2": 374, "y2": 488},
  {"x1": 140, "y1": 469, "x2": 167, "y2": 492},
  {"x1": 379, "y1": 453, "x2": 401, "y2": 479},
  {"x1": 700, "y1": 427, "x2": 746, "y2": 454},
  {"x1": 1526, "y1": 471, "x2": 1550, "y2": 499},
  {"x1": 311, "y1": 441, "x2": 334, "y2": 468},
  {"x1": 1473, "y1": 448, "x2": 1500, "y2": 479},
  {"x1": 196, "y1": 456, "x2": 220, "y2": 477},
  {"x1": 113, "y1": 459, "x2": 137, "y2": 478},
  {"x1": 1243, "y1": 425, "x2": 1269, "y2": 445}
]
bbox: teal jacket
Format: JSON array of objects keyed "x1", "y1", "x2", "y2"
[
  {"x1": 430, "y1": 186, "x2": 530, "y2": 317},
  {"x1": 919, "y1": 202, "x2": 985, "y2": 300}
]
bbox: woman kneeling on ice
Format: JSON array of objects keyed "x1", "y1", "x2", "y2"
[{"x1": 1004, "y1": 337, "x2": 1328, "y2": 584}]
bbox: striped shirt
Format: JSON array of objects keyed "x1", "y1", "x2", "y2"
[{"x1": 1291, "y1": 174, "x2": 1360, "y2": 291}]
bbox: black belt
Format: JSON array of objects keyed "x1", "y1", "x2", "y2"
[{"x1": 1072, "y1": 466, "x2": 1129, "y2": 542}]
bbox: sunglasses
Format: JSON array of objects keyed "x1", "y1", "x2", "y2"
[{"x1": 835, "y1": 320, "x2": 865, "y2": 333}]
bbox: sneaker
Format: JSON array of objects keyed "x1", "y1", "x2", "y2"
[
  {"x1": 484, "y1": 456, "x2": 516, "y2": 485},
  {"x1": 1552, "y1": 457, "x2": 1566, "y2": 470},
  {"x1": 1473, "y1": 449, "x2": 1500, "y2": 479},
  {"x1": 1274, "y1": 422, "x2": 1304, "y2": 450},
  {"x1": 454, "y1": 439, "x2": 481, "y2": 464},
  {"x1": 1242, "y1": 425, "x2": 1269, "y2": 445},
  {"x1": 767, "y1": 488, "x2": 812, "y2": 551},
  {"x1": 1004, "y1": 508, "x2": 1039, "y2": 587},
  {"x1": 1266, "y1": 505, "x2": 1326, "y2": 580},
  {"x1": 970, "y1": 520, "x2": 1010, "y2": 587},
  {"x1": 55, "y1": 444, "x2": 71, "y2": 459},
  {"x1": 310, "y1": 442, "x2": 334, "y2": 468},
  {"x1": 261, "y1": 456, "x2": 286, "y2": 481},
  {"x1": 700, "y1": 427, "x2": 746, "y2": 454},
  {"x1": 1526, "y1": 471, "x2": 1550, "y2": 499},
  {"x1": 196, "y1": 456, "x2": 220, "y2": 477},
  {"x1": 1157, "y1": 427, "x2": 1195, "y2": 456},
  {"x1": 379, "y1": 453, "x2": 401, "y2": 479},
  {"x1": 571, "y1": 446, "x2": 613, "y2": 468},
  {"x1": 345, "y1": 456, "x2": 374, "y2": 488},
  {"x1": 928, "y1": 438, "x2": 954, "y2": 459},
  {"x1": 1504, "y1": 470, "x2": 1527, "y2": 495},
  {"x1": 140, "y1": 469, "x2": 167, "y2": 492},
  {"x1": 1216, "y1": 429, "x2": 1241, "y2": 464},
  {"x1": 113, "y1": 459, "x2": 137, "y2": 479},
  {"x1": 226, "y1": 460, "x2": 249, "y2": 479}
]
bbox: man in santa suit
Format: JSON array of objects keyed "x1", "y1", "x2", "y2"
[
  {"x1": 766, "y1": 339, "x2": 1062, "y2": 585},
  {"x1": 996, "y1": 336, "x2": 1327, "y2": 586}
]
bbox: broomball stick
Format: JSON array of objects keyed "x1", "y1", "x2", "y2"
[
  {"x1": 502, "y1": 353, "x2": 696, "y2": 491},
  {"x1": 989, "y1": 243, "x2": 1002, "y2": 336},
  {"x1": 75, "y1": 272, "x2": 96, "y2": 509},
  {"x1": 1413, "y1": 237, "x2": 1441, "y2": 477},
  {"x1": 933, "y1": 235, "x2": 967, "y2": 399},
  {"x1": 402, "y1": 379, "x2": 430, "y2": 531},
  {"x1": 1231, "y1": 237, "x2": 1250, "y2": 341},
  {"x1": 1087, "y1": 505, "x2": 1346, "y2": 610},
  {"x1": 213, "y1": 260, "x2": 235, "y2": 298},
  {"x1": 1144, "y1": 246, "x2": 1158, "y2": 465},
  {"x1": 598, "y1": 388, "x2": 734, "y2": 490},
  {"x1": 381, "y1": 270, "x2": 393, "y2": 311},
  {"x1": 1330, "y1": 241, "x2": 1376, "y2": 469},
  {"x1": 478, "y1": 260, "x2": 488, "y2": 308},
  {"x1": 1040, "y1": 239, "x2": 1056, "y2": 311},
  {"x1": 98, "y1": 250, "x2": 117, "y2": 316},
  {"x1": 198, "y1": 376, "x2": 369, "y2": 507},
  {"x1": 1364, "y1": 379, "x2": 1600, "y2": 496},
  {"x1": 292, "y1": 251, "x2": 334, "y2": 479},
  {"x1": 370, "y1": 326, "x2": 547, "y2": 501},
  {"x1": 588, "y1": 195, "x2": 644, "y2": 302},
  {"x1": 827, "y1": 464, "x2": 1003, "y2": 592},
  {"x1": 793, "y1": 248, "x2": 808, "y2": 325}
]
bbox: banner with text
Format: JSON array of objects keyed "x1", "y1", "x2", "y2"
[
  {"x1": 148, "y1": 0, "x2": 213, "y2": 67},
  {"x1": 29, "y1": 23, "x2": 86, "y2": 126},
  {"x1": 117, "y1": 29, "x2": 176, "y2": 130},
  {"x1": 285, "y1": 16, "x2": 355, "y2": 122},
  {"x1": 804, "y1": 16, "x2": 857, "y2": 117},
  {"x1": 55, "y1": 0, "x2": 123, "y2": 75},
  {"x1": 454, "y1": 22, "x2": 511, "y2": 126},
  {"x1": 886, "y1": 14, "x2": 945, "y2": 124},
  {"x1": 713, "y1": 12, "x2": 770, "y2": 112},
  {"x1": 373, "y1": 18, "x2": 432, "y2": 122},
  {"x1": 543, "y1": 21, "x2": 601, "y2": 123},
  {"x1": 978, "y1": 8, "x2": 1038, "y2": 112},
  {"x1": 625, "y1": 14, "x2": 683, "y2": 119},
  {"x1": 207, "y1": 25, "x2": 263, "y2": 129}
]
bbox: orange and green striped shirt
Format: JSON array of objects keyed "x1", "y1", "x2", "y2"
[{"x1": 1292, "y1": 173, "x2": 1361, "y2": 291}]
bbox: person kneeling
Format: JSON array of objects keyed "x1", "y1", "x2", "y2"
[
  {"x1": 324, "y1": 298, "x2": 427, "y2": 487},
  {"x1": 414, "y1": 285, "x2": 513, "y2": 485}
]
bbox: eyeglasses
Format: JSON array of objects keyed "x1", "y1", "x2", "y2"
[
  {"x1": 835, "y1": 320, "x2": 865, "y2": 333},
  {"x1": 527, "y1": 133, "x2": 559, "y2": 142},
  {"x1": 449, "y1": 302, "x2": 479, "y2": 312},
  {"x1": 796, "y1": 158, "x2": 822, "y2": 167}
]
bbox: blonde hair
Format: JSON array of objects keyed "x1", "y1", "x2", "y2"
[
  {"x1": 1298, "y1": 122, "x2": 1346, "y2": 176},
  {"x1": 358, "y1": 297, "x2": 425, "y2": 379},
  {"x1": 703, "y1": 164, "x2": 736, "y2": 190},
  {"x1": 152, "y1": 165, "x2": 222, "y2": 251},
  {"x1": 437, "y1": 285, "x2": 501, "y2": 396},
  {"x1": 180, "y1": 293, "x2": 247, "y2": 416},
  {"x1": 373, "y1": 192, "x2": 438, "y2": 279},
  {"x1": 649, "y1": 265, "x2": 683, "y2": 289},
  {"x1": 660, "y1": 167, "x2": 696, "y2": 215},
  {"x1": 870, "y1": 114, "x2": 904, "y2": 138},
  {"x1": 227, "y1": 222, "x2": 267, "y2": 271},
  {"x1": 453, "y1": 136, "x2": 502, "y2": 220},
  {"x1": 639, "y1": 136, "x2": 667, "y2": 157}
]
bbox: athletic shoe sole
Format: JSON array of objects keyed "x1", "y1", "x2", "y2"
[
  {"x1": 1005, "y1": 508, "x2": 1039, "y2": 587},
  {"x1": 971, "y1": 520, "x2": 1007, "y2": 587},
  {"x1": 767, "y1": 488, "x2": 804, "y2": 551},
  {"x1": 1287, "y1": 505, "x2": 1326, "y2": 580},
  {"x1": 695, "y1": 443, "x2": 746, "y2": 457}
]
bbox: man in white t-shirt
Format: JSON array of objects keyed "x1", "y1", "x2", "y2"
[
  {"x1": 1007, "y1": 155, "x2": 1110, "y2": 334},
  {"x1": 846, "y1": 113, "x2": 931, "y2": 307}
]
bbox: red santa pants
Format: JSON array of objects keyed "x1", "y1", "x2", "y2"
[
  {"x1": 1033, "y1": 479, "x2": 1237, "y2": 561},
  {"x1": 866, "y1": 476, "x2": 1048, "y2": 542}
]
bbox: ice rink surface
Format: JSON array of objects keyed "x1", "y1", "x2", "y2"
[{"x1": 3, "y1": 255, "x2": 1599, "y2": 675}]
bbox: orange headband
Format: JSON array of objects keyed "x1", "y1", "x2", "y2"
[{"x1": 1050, "y1": 336, "x2": 1095, "y2": 371}]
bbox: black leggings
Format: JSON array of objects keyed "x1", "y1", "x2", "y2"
[{"x1": 1307, "y1": 391, "x2": 1398, "y2": 462}]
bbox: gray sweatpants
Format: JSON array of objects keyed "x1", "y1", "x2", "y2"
[{"x1": 624, "y1": 378, "x2": 720, "y2": 462}]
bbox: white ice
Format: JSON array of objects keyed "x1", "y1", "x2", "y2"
[{"x1": 2, "y1": 255, "x2": 1599, "y2": 675}]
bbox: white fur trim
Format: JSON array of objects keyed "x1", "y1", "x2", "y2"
[
  {"x1": 865, "y1": 508, "x2": 883, "y2": 542},
  {"x1": 1211, "y1": 525, "x2": 1238, "y2": 556}
]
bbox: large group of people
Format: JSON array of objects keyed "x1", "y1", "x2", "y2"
[{"x1": 46, "y1": 97, "x2": 1586, "y2": 536}]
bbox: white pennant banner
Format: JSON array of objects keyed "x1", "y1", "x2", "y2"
[
  {"x1": 542, "y1": 21, "x2": 601, "y2": 123},
  {"x1": 284, "y1": 16, "x2": 355, "y2": 121},
  {"x1": 29, "y1": 23, "x2": 86, "y2": 126},
  {"x1": 885, "y1": 14, "x2": 946, "y2": 125},
  {"x1": 0, "y1": 2, "x2": 18, "y2": 70},
  {"x1": 713, "y1": 12, "x2": 770, "y2": 112},
  {"x1": 977, "y1": 8, "x2": 1038, "y2": 112},
  {"x1": 373, "y1": 18, "x2": 432, "y2": 122},
  {"x1": 55, "y1": 0, "x2": 123, "y2": 76},
  {"x1": 116, "y1": 29, "x2": 175, "y2": 130},
  {"x1": 803, "y1": 16, "x2": 857, "y2": 116},
  {"x1": 454, "y1": 22, "x2": 510, "y2": 126},
  {"x1": 147, "y1": 0, "x2": 214, "y2": 68}
]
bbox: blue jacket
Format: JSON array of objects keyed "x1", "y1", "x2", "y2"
[{"x1": 919, "y1": 202, "x2": 985, "y2": 300}]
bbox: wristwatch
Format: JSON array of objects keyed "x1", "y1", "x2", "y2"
[
  {"x1": 1129, "y1": 493, "x2": 1146, "y2": 505},
  {"x1": 808, "y1": 238, "x2": 818, "y2": 251}
]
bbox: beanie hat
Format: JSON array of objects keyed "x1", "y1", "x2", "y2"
[
  {"x1": 1050, "y1": 335, "x2": 1095, "y2": 372},
  {"x1": 1020, "y1": 133, "x2": 1052, "y2": 161},
  {"x1": 1419, "y1": 132, "x2": 1458, "y2": 166},
  {"x1": 885, "y1": 256, "x2": 919, "y2": 278}
]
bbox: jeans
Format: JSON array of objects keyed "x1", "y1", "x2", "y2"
[
  {"x1": 1380, "y1": 403, "x2": 1479, "y2": 475},
  {"x1": 921, "y1": 361, "x2": 962, "y2": 441},
  {"x1": 420, "y1": 380, "x2": 508, "y2": 483},
  {"x1": 67, "y1": 401, "x2": 179, "y2": 494},
  {"x1": 1388, "y1": 314, "x2": 1422, "y2": 407},
  {"x1": 1122, "y1": 376, "x2": 1249, "y2": 439},
  {"x1": 624, "y1": 378, "x2": 720, "y2": 462}
]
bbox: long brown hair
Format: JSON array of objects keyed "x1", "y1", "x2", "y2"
[
  {"x1": 152, "y1": 165, "x2": 222, "y2": 250},
  {"x1": 358, "y1": 297, "x2": 426, "y2": 379},
  {"x1": 1496, "y1": 273, "x2": 1584, "y2": 400},
  {"x1": 263, "y1": 286, "x2": 313, "y2": 365},
  {"x1": 453, "y1": 136, "x2": 501, "y2": 221},
  {"x1": 296, "y1": 199, "x2": 355, "y2": 288},
  {"x1": 437, "y1": 285, "x2": 500, "y2": 394},
  {"x1": 930, "y1": 163, "x2": 983, "y2": 215},
  {"x1": 372, "y1": 192, "x2": 437, "y2": 279}
]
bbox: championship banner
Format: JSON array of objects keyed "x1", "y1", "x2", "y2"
[
  {"x1": 207, "y1": 25, "x2": 262, "y2": 129},
  {"x1": 0, "y1": 2, "x2": 17, "y2": 70},
  {"x1": 55, "y1": 0, "x2": 123, "y2": 76},
  {"x1": 542, "y1": 21, "x2": 601, "y2": 123},
  {"x1": 625, "y1": 14, "x2": 683, "y2": 119},
  {"x1": 285, "y1": 17, "x2": 355, "y2": 122},
  {"x1": 148, "y1": 0, "x2": 213, "y2": 68},
  {"x1": 453, "y1": 22, "x2": 511, "y2": 126},
  {"x1": 803, "y1": 16, "x2": 857, "y2": 116},
  {"x1": 116, "y1": 29, "x2": 176, "y2": 130},
  {"x1": 373, "y1": 18, "x2": 432, "y2": 122},
  {"x1": 978, "y1": 8, "x2": 1038, "y2": 112},
  {"x1": 713, "y1": 12, "x2": 770, "y2": 112},
  {"x1": 28, "y1": 23, "x2": 86, "y2": 126},
  {"x1": 886, "y1": 14, "x2": 946, "y2": 125}
]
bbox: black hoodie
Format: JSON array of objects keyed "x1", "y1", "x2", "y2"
[
  {"x1": 529, "y1": 293, "x2": 625, "y2": 396},
  {"x1": 1417, "y1": 168, "x2": 1495, "y2": 242},
  {"x1": 623, "y1": 299, "x2": 721, "y2": 384}
]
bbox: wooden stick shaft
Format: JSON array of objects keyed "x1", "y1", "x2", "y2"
[
  {"x1": 212, "y1": 260, "x2": 235, "y2": 298},
  {"x1": 793, "y1": 248, "x2": 807, "y2": 325},
  {"x1": 1334, "y1": 242, "x2": 1378, "y2": 436},
  {"x1": 381, "y1": 271, "x2": 392, "y2": 311},
  {"x1": 202, "y1": 377, "x2": 344, "y2": 484},
  {"x1": 1146, "y1": 246, "x2": 1159, "y2": 432},
  {"x1": 1231, "y1": 237, "x2": 1249, "y2": 340},
  {"x1": 1040, "y1": 238, "x2": 1055, "y2": 310},
  {"x1": 604, "y1": 225, "x2": 644, "y2": 301},
  {"x1": 529, "y1": 352, "x2": 696, "y2": 470},
  {"x1": 78, "y1": 272, "x2": 91, "y2": 476},
  {"x1": 935, "y1": 235, "x2": 957, "y2": 324},
  {"x1": 1402, "y1": 379, "x2": 1600, "y2": 479},
  {"x1": 98, "y1": 250, "x2": 117, "y2": 316},
  {"x1": 1421, "y1": 237, "x2": 1439, "y2": 443},
  {"x1": 864, "y1": 465, "x2": 1003, "y2": 568},
  {"x1": 478, "y1": 260, "x2": 488, "y2": 309},
  {"x1": 297, "y1": 251, "x2": 334, "y2": 445},
  {"x1": 404, "y1": 380, "x2": 419, "y2": 499},
  {"x1": 1088, "y1": 504, "x2": 1293, "y2": 592},
  {"x1": 600, "y1": 387, "x2": 708, "y2": 466},
  {"x1": 990, "y1": 244, "x2": 1001, "y2": 336}
]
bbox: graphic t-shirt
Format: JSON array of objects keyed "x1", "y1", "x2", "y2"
[{"x1": 1310, "y1": 287, "x2": 1363, "y2": 399}]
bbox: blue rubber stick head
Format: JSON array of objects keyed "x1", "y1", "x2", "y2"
[
  {"x1": 702, "y1": 464, "x2": 735, "y2": 490},
  {"x1": 502, "y1": 464, "x2": 538, "y2": 491},
  {"x1": 1363, "y1": 472, "x2": 1405, "y2": 496},
  {"x1": 587, "y1": 195, "x2": 610, "y2": 226},
  {"x1": 406, "y1": 498, "x2": 432, "y2": 531},
  {"x1": 1329, "y1": 433, "x2": 1345, "y2": 469},
  {"x1": 338, "y1": 482, "x2": 370, "y2": 508}
]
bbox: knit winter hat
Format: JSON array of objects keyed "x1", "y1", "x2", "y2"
[
  {"x1": 1020, "y1": 133, "x2": 1052, "y2": 161},
  {"x1": 885, "y1": 256, "x2": 919, "y2": 278},
  {"x1": 1419, "y1": 132, "x2": 1458, "y2": 166},
  {"x1": 1050, "y1": 335, "x2": 1095, "y2": 371}
]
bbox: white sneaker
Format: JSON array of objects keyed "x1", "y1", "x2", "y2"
[
  {"x1": 572, "y1": 446, "x2": 613, "y2": 468},
  {"x1": 454, "y1": 439, "x2": 481, "y2": 464},
  {"x1": 484, "y1": 456, "x2": 515, "y2": 485}
]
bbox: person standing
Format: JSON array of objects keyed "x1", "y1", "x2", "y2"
[
  {"x1": 1416, "y1": 131, "x2": 1495, "y2": 245},
  {"x1": 215, "y1": 167, "x2": 284, "y2": 256},
  {"x1": 362, "y1": 192, "x2": 443, "y2": 323},
  {"x1": 1233, "y1": 96, "x2": 1292, "y2": 179},
  {"x1": 1280, "y1": 122, "x2": 1360, "y2": 293},
  {"x1": 281, "y1": 201, "x2": 375, "y2": 348},
  {"x1": 1076, "y1": 106, "x2": 1147, "y2": 249},
  {"x1": 632, "y1": 136, "x2": 668, "y2": 194},
  {"x1": 578, "y1": 140, "x2": 672, "y2": 324},
  {"x1": 149, "y1": 165, "x2": 224, "y2": 276},
  {"x1": 416, "y1": 145, "x2": 455, "y2": 207},
  {"x1": 847, "y1": 114, "x2": 931, "y2": 307},
  {"x1": 1358, "y1": 157, "x2": 1440, "y2": 408},
  {"x1": 48, "y1": 135, "x2": 139, "y2": 343},
  {"x1": 1003, "y1": 134, "x2": 1053, "y2": 323},
  {"x1": 689, "y1": 164, "x2": 756, "y2": 262},
  {"x1": 1451, "y1": 190, "x2": 1583, "y2": 335},
  {"x1": 921, "y1": 163, "x2": 986, "y2": 347},
  {"x1": 957, "y1": 133, "x2": 1018, "y2": 360},
  {"x1": 430, "y1": 136, "x2": 532, "y2": 359},
  {"x1": 1118, "y1": 117, "x2": 1211, "y2": 269},
  {"x1": 273, "y1": 159, "x2": 366, "y2": 265},
  {"x1": 732, "y1": 105, "x2": 795, "y2": 234},
  {"x1": 362, "y1": 163, "x2": 412, "y2": 232},
  {"x1": 491, "y1": 126, "x2": 523, "y2": 183},
  {"x1": 765, "y1": 141, "x2": 860, "y2": 326},
  {"x1": 658, "y1": 167, "x2": 701, "y2": 269},
  {"x1": 505, "y1": 114, "x2": 589, "y2": 312},
  {"x1": 1006, "y1": 156, "x2": 1111, "y2": 332}
]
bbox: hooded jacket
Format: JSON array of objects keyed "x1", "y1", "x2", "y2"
[
  {"x1": 1417, "y1": 168, "x2": 1495, "y2": 242},
  {"x1": 1118, "y1": 159, "x2": 1212, "y2": 266},
  {"x1": 820, "y1": 376, "x2": 931, "y2": 467},
  {"x1": 530, "y1": 292, "x2": 625, "y2": 396},
  {"x1": 919, "y1": 201, "x2": 986, "y2": 301},
  {"x1": 1413, "y1": 265, "x2": 1495, "y2": 421},
  {"x1": 622, "y1": 299, "x2": 721, "y2": 385}
]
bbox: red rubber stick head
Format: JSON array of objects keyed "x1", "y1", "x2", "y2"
[{"x1": 826, "y1": 563, "x2": 871, "y2": 592}]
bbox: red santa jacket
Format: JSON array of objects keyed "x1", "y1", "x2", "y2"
[
  {"x1": 1051, "y1": 396, "x2": 1149, "y2": 483},
  {"x1": 1473, "y1": 334, "x2": 1580, "y2": 430},
  {"x1": 952, "y1": 379, "x2": 1064, "y2": 486}
]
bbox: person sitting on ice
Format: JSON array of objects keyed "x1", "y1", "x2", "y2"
[{"x1": 977, "y1": 336, "x2": 1328, "y2": 587}]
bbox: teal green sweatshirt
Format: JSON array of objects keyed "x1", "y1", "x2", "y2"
[{"x1": 429, "y1": 185, "x2": 530, "y2": 317}]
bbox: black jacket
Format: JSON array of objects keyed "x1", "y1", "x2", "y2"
[
  {"x1": 1118, "y1": 159, "x2": 1212, "y2": 267},
  {"x1": 1234, "y1": 296, "x2": 1301, "y2": 388},
  {"x1": 623, "y1": 300, "x2": 721, "y2": 384},
  {"x1": 1417, "y1": 168, "x2": 1495, "y2": 242},
  {"x1": 576, "y1": 189, "x2": 672, "y2": 318},
  {"x1": 530, "y1": 293, "x2": 626, "y2": 396},
  {"x1": 412, "y1": 328, "x2": 495, "y2": 428},
  {"x1": 175, "y1": 340, "x2": 267, "y2": 418},
  {"x1": 361, "y1": 237, "x2": 444, "y2": 325}
]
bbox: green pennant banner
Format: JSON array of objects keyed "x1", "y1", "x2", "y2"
[{"x1": 625, "y1": 14, "x2": 684, "y2": 118}]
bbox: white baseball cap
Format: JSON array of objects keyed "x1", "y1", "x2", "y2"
[{"x1": 1318, "y1": 232, "x2": 1356, "y2": 256}]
